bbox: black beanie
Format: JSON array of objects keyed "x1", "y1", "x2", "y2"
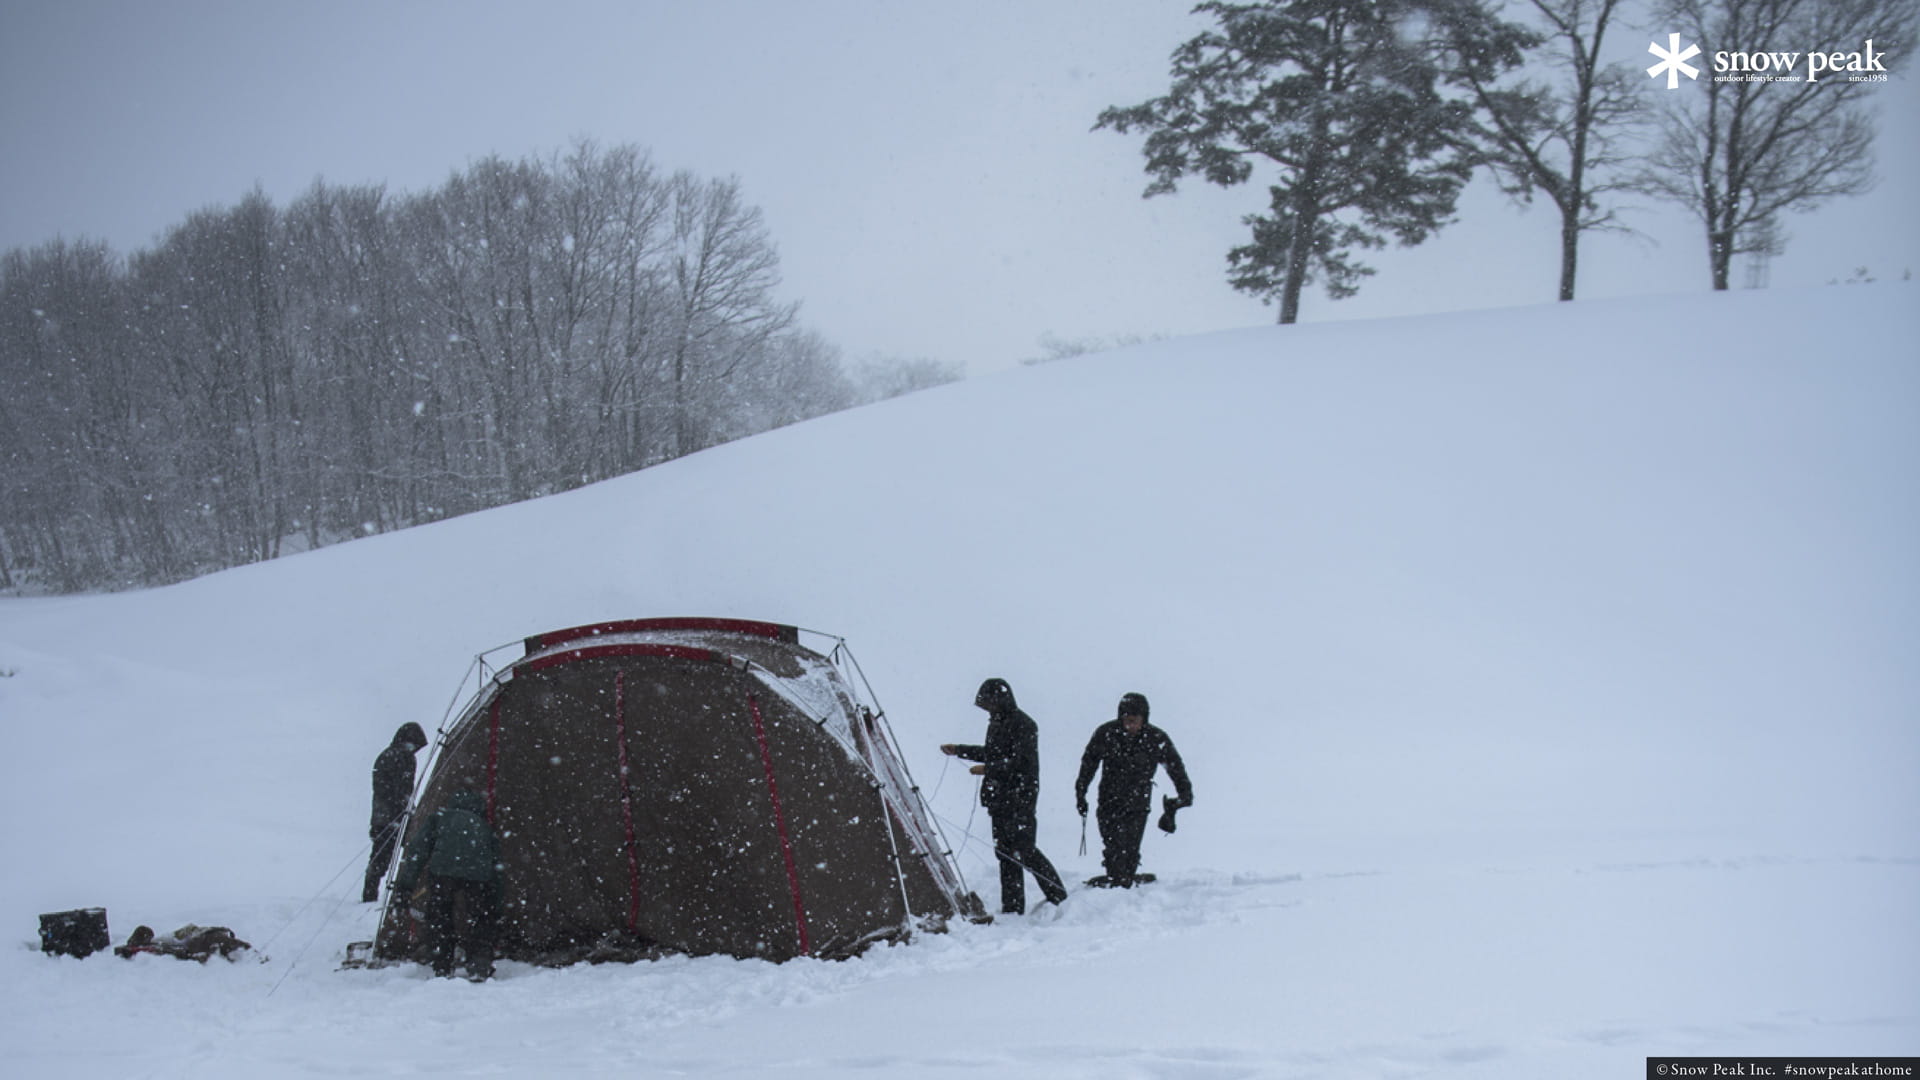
[{"x1": 1117, "y1": 692, "x2": 1149, "y2": 721}]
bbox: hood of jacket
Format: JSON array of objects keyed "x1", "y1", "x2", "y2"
[{"x1": 975, "y1": 677, "x2": 1017, "y2": 713}]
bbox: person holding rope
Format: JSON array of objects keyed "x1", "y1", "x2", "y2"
[
  {"x1": 363, "y1": 722, "x2": 428, "y2": 902},
  {"x1": 940, "y1": 678, "x2": 1069, "y2": 915},
  {"x1": 1075, "y1": 692, "x2": 1193, "y2": 888}
]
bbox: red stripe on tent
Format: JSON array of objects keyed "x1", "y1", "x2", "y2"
[
  {"x1": 615, "y1": 670, "x2": 642, "y2": 933},
  {"x1": 748, "y1": 693, "x2": 811, "y2": 958},
  {"x1": 527, "y1": 618, "x2": 796, "y2": 652},
  {"x1": 521, "y1": 643, "x2": 718, "y2": 673},
  {"x1": 486, "y1": 699, "x2": 501, "y2": 823}
]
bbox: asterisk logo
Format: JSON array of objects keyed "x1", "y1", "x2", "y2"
[{"x1": 1648, "y1": 33, "x2": 1702, "y2": 89}]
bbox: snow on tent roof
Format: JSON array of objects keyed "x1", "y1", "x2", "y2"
[{"x1": 375, "y1": 618, "x2": 985, "y2": 966}]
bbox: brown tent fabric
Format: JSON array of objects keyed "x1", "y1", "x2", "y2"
[{"x1": 376, "y1": 618, "x2": 983, "y2": 966}]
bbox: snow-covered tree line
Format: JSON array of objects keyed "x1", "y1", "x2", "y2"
[
  {"x1": 0, "y1": 142, "x2": 953, "y2": 592},
  {"x1": 1098, "y1": 0, "x2": 1917, "y2": 321}
]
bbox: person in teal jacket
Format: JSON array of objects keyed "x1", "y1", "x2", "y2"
[{"x1": 395, "y1": 788, "x2": 502, "y2": 979}]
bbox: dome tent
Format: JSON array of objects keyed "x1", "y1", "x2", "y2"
[{"x1": 374, "y1": 618, "x2": 985, "y2": 966}]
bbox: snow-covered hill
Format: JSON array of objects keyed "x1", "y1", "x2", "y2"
[{"x1": 2, "y1": 286, "x2": 1915, "y2": 1078}]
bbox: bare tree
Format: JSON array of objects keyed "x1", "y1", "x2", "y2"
[
  {"x1": 546, "y1": 140, "x2": 671, "y2": 482},
  {"x1": 0, "y1": 242, "x2": 134, "y2": 588},
  {"x1": 130, "y1": 195, "x2": 303, "y2": 569},
  {"x1": 282, "y1": 179, "x2": 435, "y2": 541},
  {"x1": 705, "y1": 329, "x2": 859, "y2": 441},
  {"x1": 1021, "y1": 331, "x2": 1167, "y2": 366},
  {"x1": 402, "y1": 156, "x2": 555, "y2": 501},
  {"x1": 1642, "y1": 0, "x2": 1918, "y2": 289},
  {"x1": 846, "y1": 353, "x2": 965, "y2": 400},
  {"x1": 0, "y1": 142, "x2": 851, "y2": 593},
  {"x1": 663, "y1": 174, "x2": 797, "y2": 455},
  {"x1": 1432, "y1": 0, "x2": 1648, "y2": 300}
]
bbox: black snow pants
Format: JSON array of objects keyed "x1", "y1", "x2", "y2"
[
  {"x1": 1095, "y1": 796, "x2": 1152, "y2": 885},
  {"x1": 989, "y1": 807, "x2": 1067, "y2": 914},
  {"x1": 363, "y1": 820, "x2": 401, "y2": 903},
  {"x1": 426, "y1": 875, "x2": 499, "y2": 979}
]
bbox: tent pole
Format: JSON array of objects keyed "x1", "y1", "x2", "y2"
[{"x1": 875, "y1": 783, "x2": 917, "y2": 927}]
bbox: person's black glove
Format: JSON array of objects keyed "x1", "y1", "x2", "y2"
[
  {"x1": 1157, "y1": 794, "x2": 1184, "y2": 833},
  {"x1": 1075, "y1": 791, "x2": 1088, "y2": 817}
]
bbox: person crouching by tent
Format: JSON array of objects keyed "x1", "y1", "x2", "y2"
[
  {"x1": 393, "y1": 787, "x2": 502, "y2": 980},
  {"x1": 940, "y1": 678, "x2": 1069, "y2": 915},
  {"x1": 1075, "y1": 692, "x2": 1194, "y2": 888},
  {"x1": 365, "y1": 722, "x2": 429, "y2": 902}
]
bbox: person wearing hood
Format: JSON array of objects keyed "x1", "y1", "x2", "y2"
[
  {"x1": 364, "y1": 722, "x2": 429, "y2": 902},
  {"x1": 393, "y1": 788, "x2": 503, "y2": 980},
  {"x1": 940, "y1": 678, "x2": 1069, "y2": 915},
  {"x1": 1075, "y1": 692, "x2": 1193, "y2": 888}
]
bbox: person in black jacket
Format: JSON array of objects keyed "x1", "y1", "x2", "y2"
[
  {"x1": 363, "y1": 722, "x2": 429, "y2": 902},
  {"x1": 941, "y1": 678, "x2": 1068, "y2": 915},
  {"x1": 1075, "y1": 692, "x2": 1193, "y2": 888}
]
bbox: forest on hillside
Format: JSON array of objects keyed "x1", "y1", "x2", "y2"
[{"x1": 0, "y1": 142, "x2": 952, "y2": 592}]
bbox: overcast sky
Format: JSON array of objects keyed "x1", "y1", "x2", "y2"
[{"x1": 2, "y1": 0, "x2": 1915, "y2": 373}]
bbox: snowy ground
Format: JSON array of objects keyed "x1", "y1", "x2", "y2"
[{"x1": 2, "y1": 285, "x2": 1916, "y2": 1078}]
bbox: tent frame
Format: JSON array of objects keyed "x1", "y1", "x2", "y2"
[{"x1": 373, "y1": 617, "x2": 983, "y2": 963}]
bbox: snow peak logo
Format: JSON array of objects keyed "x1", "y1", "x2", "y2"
[
  {"x1": 1649, "y1": 31, "x2": 1893, "y2": 86},
  {"x1": 1713, "y1": 39, "x2": 1889, "y2": 82},
  {"x1": 1648, "y1": 33, "x2": 1703, "y2": 89}
]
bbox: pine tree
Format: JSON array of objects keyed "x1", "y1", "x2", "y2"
[{"x1": 1097, "y1": 0, "x2": 1508, "y2": 323}]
